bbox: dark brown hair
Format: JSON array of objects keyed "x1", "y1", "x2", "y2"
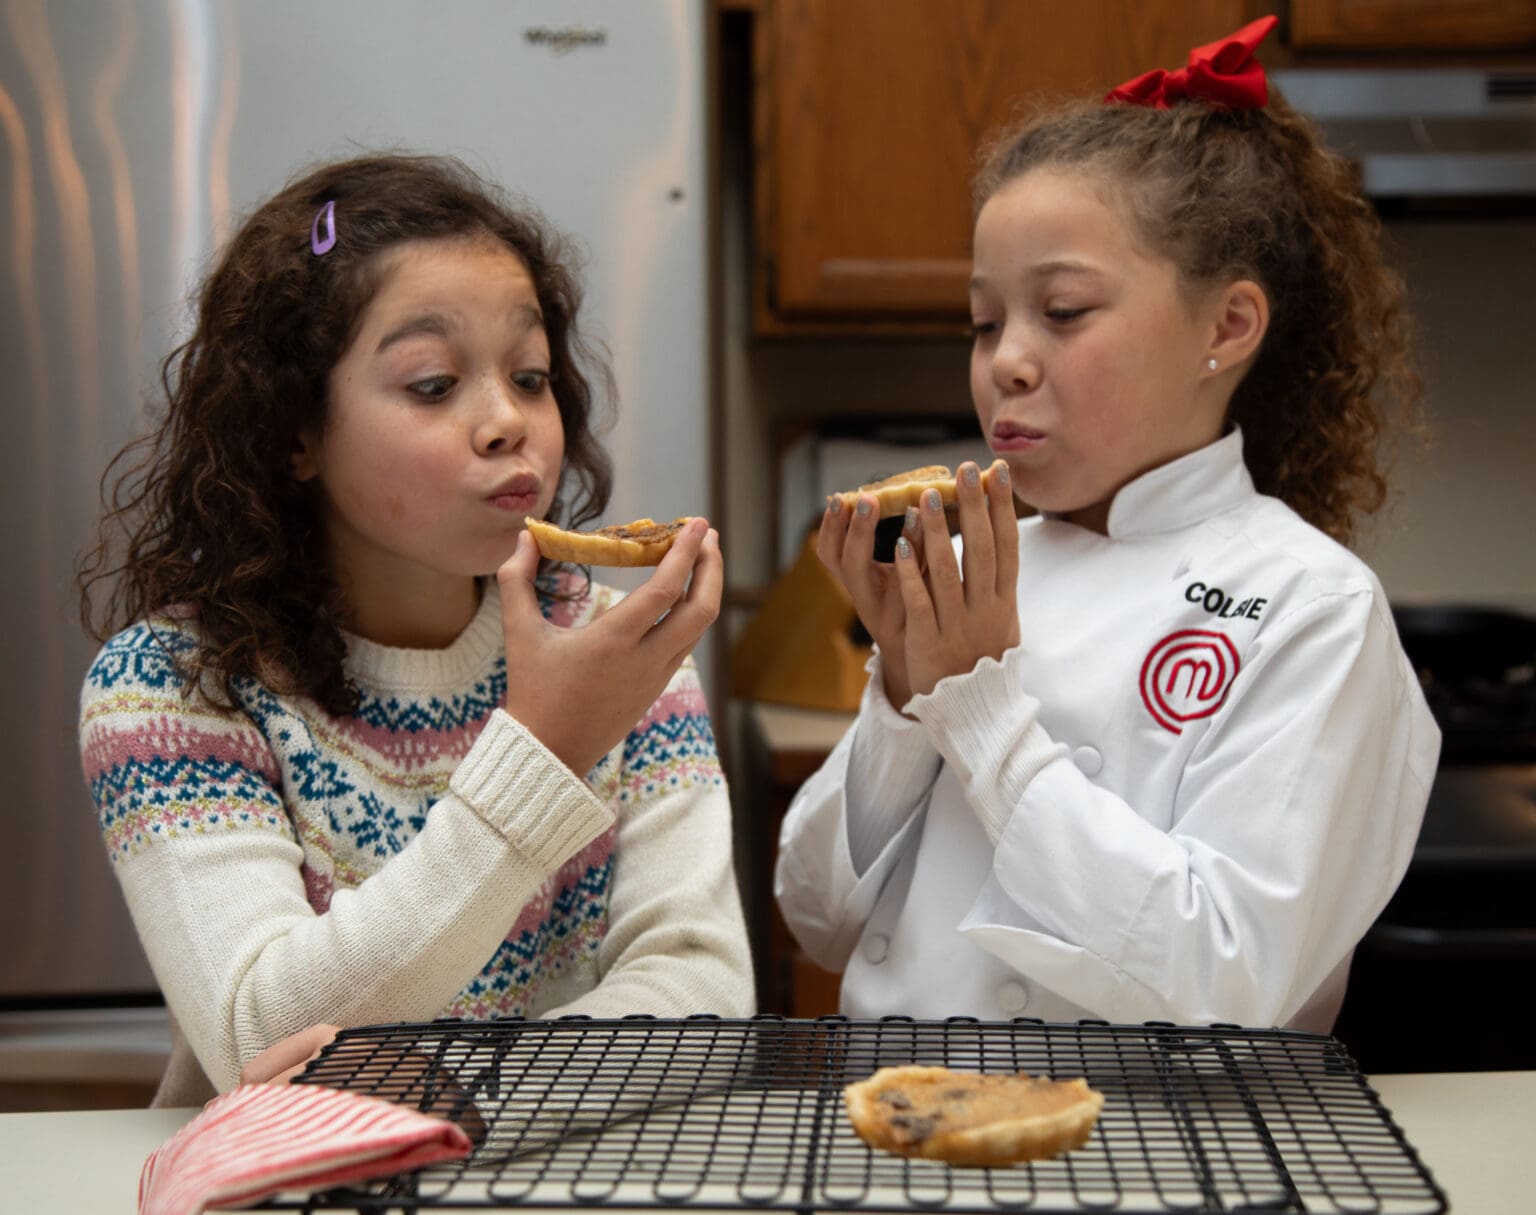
[
  {"x1": 79, "y1": 153, "x2": 614, "y2": 713},
  {"x1": 975, "y1": 92, "x2": 1422, "y2": 545}
]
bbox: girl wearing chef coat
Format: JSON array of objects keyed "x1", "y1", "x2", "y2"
[{"x1": 774, "y1": 17, "x2": 1440, "y2": 1033}]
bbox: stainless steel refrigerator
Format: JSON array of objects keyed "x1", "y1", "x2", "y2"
[{"x1": 0, "y1": 0, "x2": 710, "y2": 1023}]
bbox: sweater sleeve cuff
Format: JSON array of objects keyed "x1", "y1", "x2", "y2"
[
  {"x1": 450, "y1": 709, "x2": 614, "y2": 871},
  {"x1": 907, "y1": 646, "x2": 1065, "y2": 845}
]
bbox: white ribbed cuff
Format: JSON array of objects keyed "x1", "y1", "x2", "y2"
[
  {"x1": 450, "y1": 710, "x2": 615, "y2": 871},
  {"x1": 907, "y1": 647, "x2": 1065, "y2": 845}
]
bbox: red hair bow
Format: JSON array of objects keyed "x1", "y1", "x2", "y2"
[{"x1": 1106, "y1": 15, "x2": 1279, "y2": 110}]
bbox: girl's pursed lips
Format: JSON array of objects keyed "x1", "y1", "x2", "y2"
[
  {"x1": 991, "y1": 420, "x2": 1046, "y2": 446},
  {"x1": 486, "y1": 471, "x2": 540, "y2": 498},
  {"x1": 486, "y1": 471, "x2": 542, "y2": 510}
]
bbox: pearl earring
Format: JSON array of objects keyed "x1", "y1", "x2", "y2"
[{"x1": 1207, "y1": 358, "x2": 1218, "y2": 371}]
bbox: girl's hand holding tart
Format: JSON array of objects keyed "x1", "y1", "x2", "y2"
[
  {"x1": 893, "y1": 459, "x2": 1019, "y2": 699},
  {"x1": 498, "y1": 517, "x2": 722, "y2": 778},
  {"x1": 821, "y1": 460, "x2": 1016, "y2": 709}
]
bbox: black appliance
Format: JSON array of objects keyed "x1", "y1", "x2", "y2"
[{"x1": 1334, "y1": 606, "x2": 1536, "y2": 1074}]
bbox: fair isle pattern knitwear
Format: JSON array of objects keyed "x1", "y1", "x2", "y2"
[{"x1": 80, "y1": 573, "x2": 752, "y2": 1102}]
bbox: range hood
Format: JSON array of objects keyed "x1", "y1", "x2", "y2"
[{"x1": 1269, "y1": 68, "x2": 1536, "y2": 200}]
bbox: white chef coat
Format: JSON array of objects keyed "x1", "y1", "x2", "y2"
[{"x1": 774, "y1": 429, "x2": 1439, "y2": 1032}]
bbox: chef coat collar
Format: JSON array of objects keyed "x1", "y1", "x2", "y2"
[{"x1": 1049, "y1": 427, "x2": 1255, "y2": 539}]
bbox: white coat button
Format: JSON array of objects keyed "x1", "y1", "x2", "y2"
[
  {"x1": 863, "y1": 934, "x2": 890, "y2": 964},
  {"x1": 996, "y1": 981, "x2": 1029, "y2": 1013},
  {"x1": 1072, "y1": 746, "x2": 1104, "y2": 775}
]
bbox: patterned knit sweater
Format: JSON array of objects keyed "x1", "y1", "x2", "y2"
[{"x1": 79, "y1": 574, "x2": 753, "y2": 1105}]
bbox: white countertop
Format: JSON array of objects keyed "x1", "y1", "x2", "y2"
[{"x1": 2, "y1": 1070, "x2": 1529, "y2": 1214}]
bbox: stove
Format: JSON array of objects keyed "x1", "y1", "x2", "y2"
[{"x1": 1333, "y1": 606, "x2": 1536, "y2": 1073}]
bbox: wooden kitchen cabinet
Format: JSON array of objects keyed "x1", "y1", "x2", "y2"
[
  {"x1": 752, "y1": 0, "x2": 1258, "y2": 329},
  {"x1": 1288, "y1": 1, "x2": 1536, "y2": 52}
]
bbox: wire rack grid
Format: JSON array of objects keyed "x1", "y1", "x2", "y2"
[{"x1": 261, "y1": 1014, "x2": 1445, "y2": 1214}]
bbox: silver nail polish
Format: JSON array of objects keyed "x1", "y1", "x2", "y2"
[
  {"x1": 896, "y1": 536, "x2": 912, "y2": 559},
  {"x1": 856, "y1": 497, "x2": 871, "y2": 518},
  {"x1": 963, "y1": 463, "x2": 980, "y2": 486},
  {"x1": 904, "y1": 506, "x2": 919, "y2": 533}
]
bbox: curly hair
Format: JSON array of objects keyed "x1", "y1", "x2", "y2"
[
  {"x1": 974, "y1": 92, "x2": 1422, "y2": 545},
  {"x1": 78, "y1": 153, "x2": 614, "y2": 714}
]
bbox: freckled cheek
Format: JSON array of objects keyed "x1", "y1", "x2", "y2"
[
  {"x1": 329, "y1": 479, "x2": 401, "y2": 533},
  {"x1": 537, "y1": 414, "x2": 567, "y2": 507},
  {"x1": 968, "y1": 361, "x2": 992, "y2": 418},
  {"x1": 541, "y1": 402, "x2": 565, "y2": 447},
  {"x1": 330, "y1": 446, "x2": 458, "y2": 530}
]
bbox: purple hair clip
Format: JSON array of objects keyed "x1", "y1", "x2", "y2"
[{"x1": 310, "y1": 199, "x2": 337, "y2": 255}]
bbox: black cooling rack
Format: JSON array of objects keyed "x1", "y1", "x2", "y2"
[{"x1": 266, "y1": 1015, "x2": 1445, "y2": 1213}]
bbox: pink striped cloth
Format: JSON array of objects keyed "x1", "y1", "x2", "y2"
[{"x1": 139, "y1": 1083, "x2": 473, "y2": 1215}]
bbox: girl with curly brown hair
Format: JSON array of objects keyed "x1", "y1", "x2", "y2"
[
  {"x1": 78, "y1": 153, "x2": 751, "y2": 1107},
  {"x1": 778, "y1": 18, "x2": 1439, "y2": 1033}
]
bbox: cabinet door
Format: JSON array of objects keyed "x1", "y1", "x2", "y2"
[
  {"x1": 756, "y1": 0, "x2": 1252, "y2": 323},
  {"x1": 1289, "y1": 1, "x2": 1536, "y2": 50}
]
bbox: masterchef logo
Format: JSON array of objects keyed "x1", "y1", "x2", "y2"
[{"x1": 1139, "y1": 629, "x2": 1241, "y2": 735}]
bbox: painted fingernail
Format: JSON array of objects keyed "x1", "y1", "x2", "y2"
[
  {"x1": 825, "y1": 496, "x2": 836, "y2": 515},
  {"x1": 896, "y1": 536, "x2": 913, "y2": 560},
  {"x1": 856, "y1": 497, "x2": 871, "y2": 518},
  {"x1": 904, "y1": 506, "x2": 919, "y2": 533},
  {"x1": 963, "y1": 463, "x2": 980, "y2": 487},
  {"x1": 995, "y1": 462, "x2": 1010, "y2": 487},
  {"x1": 924, "y1": 488, "x2": 942, "y2": 512}
]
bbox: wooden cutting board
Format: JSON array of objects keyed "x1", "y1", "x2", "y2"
[{"x1": 732, "y1": 535, "x2": 873, "y2": 712}]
